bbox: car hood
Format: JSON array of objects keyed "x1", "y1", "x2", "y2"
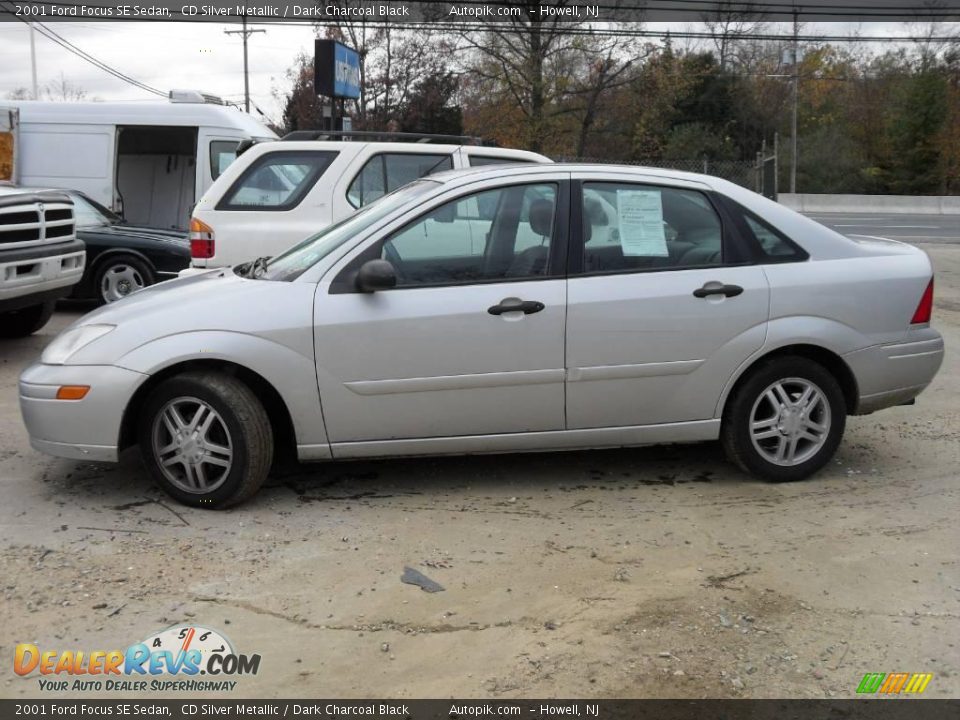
[{"x1": 59, "y1": 270, "x2": 318, "y2": 366}]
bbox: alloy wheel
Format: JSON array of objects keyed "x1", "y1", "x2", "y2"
[
  {"x1": 749, "y1": 377, "x2": 831, "y2": 467},
  {"x1": 151, "y1": 396, "x2": 234, "y2": 493}
]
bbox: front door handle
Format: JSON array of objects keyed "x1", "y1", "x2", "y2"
[
  {"x1": 693, "y1": 283, "x2": 744, "y2": 299},
  {"x1": 488, "y1": 298, "x2": 545, "y2": 316}
]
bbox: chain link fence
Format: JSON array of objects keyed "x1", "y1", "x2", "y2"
[{"x1": 553, "y1": 157, "x2": 762, "y2": 193}]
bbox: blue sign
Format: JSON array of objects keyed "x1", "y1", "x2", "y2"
[{"x1": 315, "y1": 40, "x2": 361, "y2": 100}]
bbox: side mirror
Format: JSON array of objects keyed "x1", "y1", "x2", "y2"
[{"x1": 355, "y1": 259, "x2": 397, "y2": 293}]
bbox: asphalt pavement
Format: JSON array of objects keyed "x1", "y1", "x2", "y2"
[{"x1": 804, "y1": 212, "x2": 960, "y2": 244}]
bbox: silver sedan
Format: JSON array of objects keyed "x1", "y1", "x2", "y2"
[{"x1": 19, "y1": 164, "x2": 944, "y2": 507}]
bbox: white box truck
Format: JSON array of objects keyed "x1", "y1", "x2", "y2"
[{"x1": 1, "y1": 91, "x2": 276, "y2": 231}]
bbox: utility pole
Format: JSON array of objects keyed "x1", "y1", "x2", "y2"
[
  {"x1": 29, "y1": 22, "x2": 39, "y2": 99},
  {"x1": 790, "y1": 9, "x2": 799, "y2": 194},
  {"x1": 224, "y1": 15, "x2": 264, "y2": 113}
]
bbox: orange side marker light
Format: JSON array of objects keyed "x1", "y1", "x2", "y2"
[{"x1": 56, "y1": 386, "x2": 90, "y2": 400}]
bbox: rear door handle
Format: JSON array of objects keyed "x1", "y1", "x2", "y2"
[
  {"x1": 693, "y1": 283, "x2": 744, "y2": 299},
  {"x1": 488, "y1": 299, "x2": 545, "y2": 315}
]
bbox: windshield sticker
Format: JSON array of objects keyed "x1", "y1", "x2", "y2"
[{"x1": 616, "y1": 189, "x2": 668, "y2": 257}]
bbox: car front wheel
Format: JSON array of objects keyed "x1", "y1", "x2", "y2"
[
  {"x1": 138, "y1": 371, "x2": 273, "y2": 508},
  {"x1": 96, "y1": 254, "x2": 153, "y2": 304},
  {"x1": 721, "y1": 356, "x2": 846, "y2": 482}
]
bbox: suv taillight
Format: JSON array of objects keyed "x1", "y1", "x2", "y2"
[
  {"x1": 190, "y1": 217, "x2": 215, "y2": 259},
  {"x1": 911, "y1": 278, "x2": 934, "y2": 325}
]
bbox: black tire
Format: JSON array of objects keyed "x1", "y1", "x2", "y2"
[
  {"x1": 0, "y1": 300, "x2": 56, "y2": 338},
  {"x1": 721, "y1": 356, "x2": 846, "y2": 482},
  {"x1": 93, "y1": 254, "x2": 154, "y2": 305},
  {"x1": 138, "y1": 371, "x2": 273, "y2": 509}
]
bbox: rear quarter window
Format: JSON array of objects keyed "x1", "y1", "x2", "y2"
[
  {"x1": 217, "y1": 150, "x2": 338, "y2": 211},
  {"x1": 739, "y1": 208, "x2": 808, "y2": 262},
  {"x1": 347, "y1": 153, "x2": 453, "y2": 208}
]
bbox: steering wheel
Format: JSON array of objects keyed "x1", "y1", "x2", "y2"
[{"x1": 382, "y1": 242, "x2": 405, "y2": 282}]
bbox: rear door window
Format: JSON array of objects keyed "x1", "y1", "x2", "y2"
[
  {"x1": 347, "y1": 153, "x2": 453, "y2": 208},
  {"x1": 217, "y1": 150, "x2": 337, "y2": 211},
  {"x1": 581, "y1": 182, "x2": 724, "y2": 273}
]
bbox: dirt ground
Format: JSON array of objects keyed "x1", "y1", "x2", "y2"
[{"x1": 1, "y1": 245, "x2": 958, "y2": 700}]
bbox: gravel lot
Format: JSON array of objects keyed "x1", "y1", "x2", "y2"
[{"x1": 2, "y1": 244, "x2": 958, "y2": 700}]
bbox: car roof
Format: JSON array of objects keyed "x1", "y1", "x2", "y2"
[
  {"x1": 0, "y1": 184, "x2": 77, "y2": 196},
  {"x1": 8, "y1": 100, "x2": 276, "y2": 138},
  {"x1": 262, "y1": 140, "x2": 549, "y2": 160},
  {"x1": 426, "y1": 162, "x2": 718, "y2": 187}
]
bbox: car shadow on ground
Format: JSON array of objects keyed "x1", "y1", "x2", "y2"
[{"x1": 37, "y1": 439, "x2": 755, "y2": 513}]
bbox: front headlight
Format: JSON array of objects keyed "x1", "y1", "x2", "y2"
[{"x1": 41, "y1": 324, "x2": 116, "y2": 365}]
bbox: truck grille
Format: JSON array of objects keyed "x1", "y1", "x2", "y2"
[{"x1": 0, "y1": 192, "x2": 75, "y2": 248}]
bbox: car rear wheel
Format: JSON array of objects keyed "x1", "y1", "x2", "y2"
[
  {"x1": 138, "y1": 371, "x2": 273, "y2": 508},
  {"x1": 95, "y1": 254, "x2": 153, "y2": 304},
  {"x1": 0, "y1": 300, "x2": 56, "y2": 338},
  {"x1": 721, "y1": 356, "x2": 846, "y2": 482}
]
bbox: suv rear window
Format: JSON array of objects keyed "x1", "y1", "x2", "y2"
[
  {"x1": 347, "y1": 153, "x2": 453, "y2": 208},
  {"x1": 217, "y1": 150, "x2": 337, "y2": 211}
]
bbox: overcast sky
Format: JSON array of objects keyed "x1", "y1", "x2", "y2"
[{"x1": 1, "y1": 20, "x2": 956, "y2": 126}]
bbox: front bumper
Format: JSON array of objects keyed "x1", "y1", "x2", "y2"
[
  {"x1": 19, "y1": 363, "x2": 148, "y2": 462},
  {"x1": 0, "y1": 240, "x2": 85, "y2": 310},
  {"x1": 845, "y1": 331, "x2": 945, "y2": 414}
]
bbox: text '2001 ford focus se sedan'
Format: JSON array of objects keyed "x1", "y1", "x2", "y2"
[{"x1": 20, "y1": 164, "x2": 943, "y2": 508}]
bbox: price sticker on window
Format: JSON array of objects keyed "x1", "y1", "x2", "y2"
[{"x1": 616, "y1": 189, "x2": 668, "y2": 257}]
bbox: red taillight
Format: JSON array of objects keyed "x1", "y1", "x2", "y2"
[
  {"x1": 189, "y1": 217, "x2": 215, "y2": 259},
  {"x1": 190, "y1": 238, "x2": 215, "y2": 258},
  {"x1": 911, "y1": 278, "x2": 934, "y2": 325}
]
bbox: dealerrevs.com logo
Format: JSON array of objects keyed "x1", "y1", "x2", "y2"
[{"x1": 14, "y1": 624, "x2": 261, "y2": 692}]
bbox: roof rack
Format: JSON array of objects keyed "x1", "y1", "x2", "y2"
[{"x1": 280, "y1": 130, "x2": 494, "y2": 146}]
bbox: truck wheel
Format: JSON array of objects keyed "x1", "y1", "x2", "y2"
[
  {"x1": 96, "y1": 254, "x2": 153, "y2": 304},
  {"x1": 721, "y1": 356, "x2": 846, "y2": 482},
  {"x1": 0, "y1": 301, "x2": 56, "y2": 338},
  {"x1": 138, "y1": 370, "x2": 273, "y2": 509}
]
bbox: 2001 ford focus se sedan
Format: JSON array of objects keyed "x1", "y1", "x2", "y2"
[{"x1": 20, "y1": 164, "x2": 944, "y2": 508}]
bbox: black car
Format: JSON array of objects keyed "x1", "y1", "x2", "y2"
[{"x1": 68, "y1": 192, "x2": 190, "y2": 304}]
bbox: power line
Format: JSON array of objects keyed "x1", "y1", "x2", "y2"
[
  {"x1": 0, "y1": 6, "x2": 167, "y2": 96},
  {"x1": 31, "y1": 21, "x2": 167, "y2": 95}
]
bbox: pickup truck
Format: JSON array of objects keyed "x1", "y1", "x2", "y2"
[{"x1": 0, "y1": 187, "x2": 85, "y2": 337}]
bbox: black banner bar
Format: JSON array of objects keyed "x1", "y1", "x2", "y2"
[
  {"x1": 2, "y1": 700, "x2": 960, "y2": 720},
  {"x1": 1, "y1": 0, "x2": 959, "y2": 23}
]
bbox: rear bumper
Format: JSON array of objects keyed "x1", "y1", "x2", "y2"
[
  {"x1": 178, "y1": 265, "x2": 218, "y2": 278},
  {"x1": 845, "y1": 331, "x2": 945, "y2": 414},
  {"x1": 19, "y1": 362, "x2": 148, "y2": 462}
]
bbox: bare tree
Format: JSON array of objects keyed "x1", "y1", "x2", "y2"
[
  {"x1": 701, "y1": 0, "x2": 767, "y2": 70},
  {"x1": 43, "y1": 73, "x2": 90, "y2": 102},
  {"x1": 316, "y1": 6, "x2": 454, "y2": 129},
  {"x1": 458, "y1": 1, "x2": 580, "y2": 151},
  {"x1": 566, "y1": 34, "x2": 651, "y2": 156}
]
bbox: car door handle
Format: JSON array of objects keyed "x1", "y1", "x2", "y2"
[
  {"x1": 693, "y1": 283, "x2": 744, "y2": 299},
  {"x1": 488, "y1": 299, "x2": 545, "y2": 316}
]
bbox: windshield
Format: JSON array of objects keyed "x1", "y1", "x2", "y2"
[
  {"x1": 70, "y1": 192, "x2": 118, "y2": 228},
  {"x1": 259, "y1": 179, "x2": 439, "y2": 282}
]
